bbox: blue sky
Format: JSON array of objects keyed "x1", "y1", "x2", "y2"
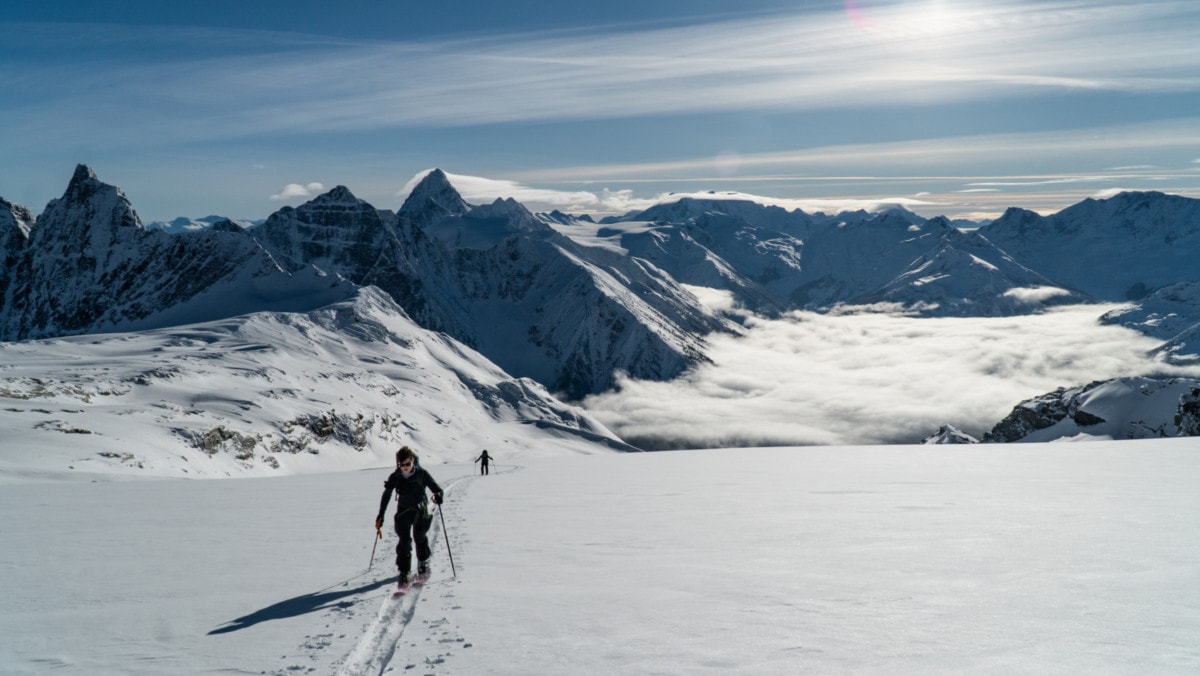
[{"x1": 3, "y1": 0, "x2": 1200, "y2": 222}]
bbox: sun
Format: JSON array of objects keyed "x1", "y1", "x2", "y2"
[
  {"x1": 917, "y1": 0, "x2": 958, "y2": 36},
  {"x1": 847, "y1": 0, "x2": 967, "y2": 38}
]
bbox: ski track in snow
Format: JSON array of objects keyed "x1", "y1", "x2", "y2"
[{"x1": 331, "y1": 468, "x2": 509, "y2": 675}]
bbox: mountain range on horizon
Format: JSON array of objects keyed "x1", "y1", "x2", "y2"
[{"x1": 4, "y1": 164, "x2": 1200, "y2": 466}]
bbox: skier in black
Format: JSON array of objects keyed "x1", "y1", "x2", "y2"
[
  {"x1": 375, "y1": 446, "x2": 443, "y2": 588},
  {"x1": 475, "y1": 449, "x2": 493, "y2": 475}
]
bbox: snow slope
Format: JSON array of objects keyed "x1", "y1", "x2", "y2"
[
  {"x1": 4, "y1": 441, "x2": 1200, "y2": 674},
  {"x1": 0, "y1": 286, "x2": 628, "y2": 480}
]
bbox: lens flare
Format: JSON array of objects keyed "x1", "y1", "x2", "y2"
[{"x1": 845, "y1": 0, "x2": 874, "y2": 29}]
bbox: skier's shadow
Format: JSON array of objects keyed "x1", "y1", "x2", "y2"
[{"x1": 208, "y1": 576, "x2": 392, "y2": 635}]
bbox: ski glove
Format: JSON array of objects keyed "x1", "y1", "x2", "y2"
[
  {"x1": 375, "y1": 515, "x2": 384, "y2": 530},
  {"x1": 432, "y1": 492, "x2": 444, "y2": 505}
]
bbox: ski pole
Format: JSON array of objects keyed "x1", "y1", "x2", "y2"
[
  {"x1": 438, "y1": 504, "x2": 457, "y2": 578},
  {"x1": 368, "y1": 527, "x2": 381, "y2": 570}
]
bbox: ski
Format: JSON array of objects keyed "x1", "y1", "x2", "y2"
[{"x1": 393, "y1": 581, "x2": 412, "y2": 597}]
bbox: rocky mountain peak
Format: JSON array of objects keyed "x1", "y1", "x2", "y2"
[
  {"x1": 209, "y1": 219, "x2": 246, "y2": 234},
  {"x1": 278, "y1": 185, "x2": 383, "y2": 233},
  {"x1": 471, "y1": 197, "x2": 539, "y2": 225},
  {"x1": 922, "y1": 424, "x2": 979, "y2": 444},
  {"x1": 69, "y1": 163, "x2": 98, "y2": 188},
  {"x1": 31, "y1": 165, "x2": 143, "y2": 248},
  {"x1": 312, "y1": 185, "x2": 360, "y2": 206},
  {"x1": 400, "y1": 169, "x2": 471, "y2": 220}
]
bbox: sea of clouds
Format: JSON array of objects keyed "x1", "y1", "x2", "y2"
[{"x1": 583, "y1": 303, "x2": 1200, "y2": 448}]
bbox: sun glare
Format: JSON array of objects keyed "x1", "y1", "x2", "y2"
[
  {"x1": 917, "y1": 0, "x2": 960, "y2": 36},
  {"x1": 849, "y1": 0, "x2": 970, "y2": 38}
]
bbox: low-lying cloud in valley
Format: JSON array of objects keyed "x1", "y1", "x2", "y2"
[{"x1": 583, "y1": 305, "x2": 1200, "y2": 449}]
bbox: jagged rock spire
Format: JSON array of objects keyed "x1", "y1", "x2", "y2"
[
  {"x1": 63, "y1": 164, "x2": 103, "y2": 203},
  {"x1": 399, "y1": 169, "x2": 470, "y2": 219},
  {"x1": 33, "y1": 164, "x2": 143, "y2": 245}
]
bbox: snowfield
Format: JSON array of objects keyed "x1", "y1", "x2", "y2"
[{"x1": 4, "y1": 441, "x2": 1200, "y2": 674}]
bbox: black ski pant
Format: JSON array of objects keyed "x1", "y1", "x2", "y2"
[
  {"x1": 394, "y1": 504, "x2": 432, "y2": 575},
  {"x1": 480, "y1": 461, "x2": 489, "y2": 475}
]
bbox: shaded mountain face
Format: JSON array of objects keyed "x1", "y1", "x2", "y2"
[
  {"x1": 254, "y1": 185, "x2": 399, "y2": 282},
  {"x1": 0, "y1": 197, "x2": 33, "y2": 306},
  {"x1": 250, "y1": 171, "x2": 724, "y2": 398},
  {"x1": 980, "y1": 191, "x2": 1200, "y2": 301},
  {"x1": 0, "y1": 166, "x2": 351, "y2": 341},
  {"x1": 856, "y1": 227, "x2": 1087, "y2": 316}
]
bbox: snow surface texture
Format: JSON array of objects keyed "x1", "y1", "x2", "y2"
[{"x1": 4, "y1": 443, "x2": 1200, "y2": 674}]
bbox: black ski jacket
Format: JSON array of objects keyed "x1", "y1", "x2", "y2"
[{"x1": 378, "y1": 465, "x2": 442, "y2": 519}]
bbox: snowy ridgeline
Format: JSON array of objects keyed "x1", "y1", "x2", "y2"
[
  {"x1": 0, "y1": 287, "x2": 630, "y2": 480},
  {"x1": 3, "y1": 442, "x2": 1200, "y2": 674},
  {"x1": 7, "y1": 166, "x2": 1200, "y2": 405},
  {"x1": 926, "y1": 376, "x2": 1200, "y2": 445}
]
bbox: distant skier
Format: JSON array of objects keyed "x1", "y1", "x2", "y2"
[
  {"x1": 475, "y1": 449, "x2": 493, "y2": 475},
  {"x1": 375, "y1": 446, "x2": 443, "y2": 590}
]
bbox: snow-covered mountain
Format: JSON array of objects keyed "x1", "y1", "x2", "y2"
[
  {"x1": 981, "y1": 376, "x2": 1200, "y2": 443},
  {"x1": 1098, "y1": 281, "x2": 1200, "y2": 363},
  {"x1": 12, "y1": 168, "x2": 1200, "y2": 389},
  {"x1": 1101, "y1": 282, "x2": 1200, "y2": 340},
  {"x1": 0, "y1": 165, "x2": 353, "y2": 341},
  {"x1": 145, "y1": 215, "x2": 260, "y2": 233},
  {"x1": 561, "y1": 202, "x2": 1083, "y2": 317},
  {"x1": 393, "y1": 181, "x2": 725, "y2": 398},
  {"x1": 0, "y1": 286, "x2": 631, "y2": 479},
  {"x1": 922, "y1": 424, "x2": 980, "y2": 444},
  {"x1": 554, "y1": 214, "x2": 791, "y2": 316},
  {"x1": 247, "y1": 171, "x2": 726, "y2": 398},
  {"x1": 857, "y1": 226, "x2": 1083, "y2": 316},
  {"x1": 7, "y1": 166, "x2": 1200, "y2": 452},
  {"x1": 979, "y1": 191, "x2": 1200, "y2": 301},
  {"x1": 783, "y1": 210, "x2": 953, "y2": 307}
]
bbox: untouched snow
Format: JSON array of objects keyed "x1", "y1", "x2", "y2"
[{"x1": 4, "y1": 441, "x2": 1200, "y2": 674}]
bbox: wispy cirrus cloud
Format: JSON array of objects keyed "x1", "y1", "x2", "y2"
[
  {"x1": 4, "y1": 0, "x2": 1200, "y2": 146},
  {"x1": 5, "y1": 1, "x2": 1200, "y2": 221},
  {"x1": 512, "y1": 119, "x2": 1200, "y2": 183}
]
